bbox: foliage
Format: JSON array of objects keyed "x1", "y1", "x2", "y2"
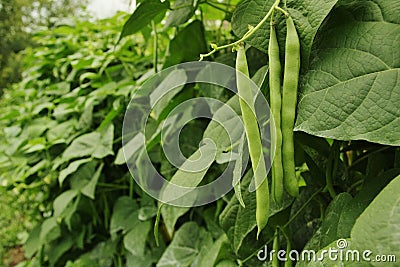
[
  {"x1": 0, "y1": 0, "x2": 399, "y2": 266},
  {"x1": 0, "y1": 0, "x2": 86, "y2": 92}
]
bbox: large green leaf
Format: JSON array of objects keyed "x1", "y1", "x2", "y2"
[
  {"x1": 62, "y1": 124, "x2": 114, "y2": 162},
  {"x1": 58, "y1": 158, "x2": 92, "y2": 185},
  {"x1": 165, "y1": 0, "x2": 197, "y2": 27},
  {"x1": 124, "y1": 221, "x2": 152, "y2": 256},
  {"x1": 219, "y1": 171, "x2": 257, "y2": 254},
  {"x1": 337, "y1": 169, "x2": 400, "y2": 237},
  {"x1": 231, "y1": 0, "x2": 274, "y2": 53},
  {"x1": 156, "y1": 222, "x2": 213, "y2": 267},
  {"x1": 160, "y1": 148, "x2": 212, "y2": 236},
  {"x1": 295, "y1": 1, "x2": 400, "y2": 145},
  {"x1": 351, "y1": 174, "x2": 400, "y2": 266},
  {"x1": 194, "y1": 234, "x2": 229, "y2": 267},
  {"x1": 53, "y1": 189, "x2": 79, "y2": 218},
  {"x1": 119, "y1": 0, "x2": 170, "y2": 41},
  {"x1": 300, "y1": 193, "x2": 352, "y2": 255},
  {"x1": 40, "y1": 217, "x2": 61, "y2": 244},
  {"x1": 71, "y1": 241, "x2": 116, "y2": 267},
  {"x1": 150, "y1": 68, "x2": 187, "y2": 119},
  {"x1": 46, "y1": 235, "x2": 74, "y2": 266},
  {"x1": 231, "y1": 0, "x2": 337, "y2": 64},
  {"x1": 25, "y1": 224, "x2": 42, "y2": 258},
  {"x1": 161, "y1": 96, "x2": 242, "y2": 235},
  {"x1": 81, "y1": 163, "x2": 103, "y2": 199},
  {"x1": 110, "y1": 196, "x2": 139, "y2": 239},
  {"x1": 163, "y1": 20, "x2": 207, "y2": 68}
]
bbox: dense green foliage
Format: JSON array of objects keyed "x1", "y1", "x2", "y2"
[
  {"x1": 0, "y1": 0, "x2": 399, "y2": 266},
  {"x1": 0, "y1": 0, "x2": 85, "y2": 91}
]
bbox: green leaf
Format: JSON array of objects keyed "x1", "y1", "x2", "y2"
[
  {"x1": 46, "y1": 235, "x2": 74, "y2": 266},
  {"x1": 139, "y1": 206, "x2": 158, "y2": 221},
  {"x1": 295, "y1": 2, "x2": 400, "y2": 145},
  {"x1": 160, "y1": 148, "x2": 212, "y2": 236},
  {"x1": 81, "y1": 163, "x2": 103, "y2": 199},
  {"x1": 78, "y1": 97, "x2": 94, "y2": 130},
  {"x1": 110, "y1": 196, "x2": 139, "y2": 239},
  {"x1": 40, "y1": 217, "x2": 61, "y2": 244},
  {"x1": 337, "y1": 169, "x2": 400, "y2": 238},
  {"x1": 62, "y1": 124, "x2": 114, "y2": 162},
  {"x1": 119, "y1": 0, "x2": 169, "y2": 41},
  {"x1": 126, "y1": 253, "x2": 154, "y2": 267},
  {"x1": 295, "y1": 133, "x2": 331, "y2": 187},
  {"x1": 72, "y1": 240, "x2": 117, "y2": 267},
  {"x1": 231, "y1": 0, "x2": 337, "y2": 63},
  {"x1": 165, "y1": 0, "x2": 196, "y2": 27},
  {"x1": 150, "y1": 68, "x2": 187, "y2": 119},
  {"x1": 69, "y1": 161, "x2": 97, "y2": 191},
  {"x1": 195, "y1": 234, "x2": 229, "y2": 267},
  {"x1": 284, "y1": 0, "x2": 338, "y2": 67},
  {"x1": 25, "y1": 223, "x2": 42, "y2": 258},
  {"x1": 124, "y1": 221, "x2": 152, "y2": 256},
  {"x1": 59, "y1": 158, "x2": 92, "y2": 185},
  {"x1": 163, "y1": 20, "x2": 207, "y2": 68},
  {"x1": 53, "y1": 190, "x2": 79, "y2": 218},
  {"x1": 289, "y1": 186, "x2": 323, "y2": 250},
  {"x1": 47, "y1": 119, "x2": 78, "y2": 144},
  {"x1": 351, "y1": 174, "x2": 400, "y2": 266},
  {"x1": 156, "y1": 222, "x2": 213, "y2": 267},
  {"x1": 115, "y1": 133, "x2": 145, "y2": 165},
  {"x1": 302, "y1": 193, "x2": 353, "y2": 253},
  {"x1": 160, "y1": 96, "x2": 242, "y2": 236},
  {"x1": 318, "y1": 193, "x2": 353, "y2": 246},
  {"x1": 219, "y1": 171, "x2": 256, "y2": 254}
]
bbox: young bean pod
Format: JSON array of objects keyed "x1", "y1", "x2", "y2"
[
  {"x1": 236, "y1": 45, "x2": 270, "y2": 238},
  {"x1": 272, "y1": 229, "x2": 280, "y2": 267},
  {"x1": 269, "y1": 19, "x2": 284, "y2": 204},
  {"x1": 281, "y1": 15, "x2": 300, "y2": 197},
  {"x1": 284, "y1": 238, "x2": 293, "y2": 267}
]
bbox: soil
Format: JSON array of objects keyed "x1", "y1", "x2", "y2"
[{"x1": 2, "y1": 246, "x2": 26, "y2": 267}]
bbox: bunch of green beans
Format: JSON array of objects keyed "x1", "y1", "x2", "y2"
[
  {"x1": 270, "y1": 12, "x2": 300, "y2": 201},
  {"x1": 236, "y1": 45, "x2": 270, "y2": 238},
  {"x1": 234, "y1": 7, "x2": 300, "y2": 238}
]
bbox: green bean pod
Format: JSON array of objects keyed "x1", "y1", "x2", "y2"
[
  {"x1": 236, "y1": 45, "x2": 269, "y2": 238},
  {"x1": 272, "y1": 229, "x2": 280, "y2": 267},
  {"x1": 281, "y1": 16, "x2": 300, "y2": 197},
  {"x1": 284, "y1": 239, "x2": 293, "y2": 267},
  {"x1": 269, "y1": 21, "x2": 284, "y2": 204}
]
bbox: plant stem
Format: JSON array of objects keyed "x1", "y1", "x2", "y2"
[
  {"x1": 275, "y1": 6, "x2": 289, "y2": 16},
  {"x1": 199, "y1": 0, "x2": 281, "y2": 60},
  {"x1": 151, "y1": 20, "x2": 158, "y2": 73},
  {"x1": 282, "y1": 187, "x2": 323, "y2": 229},
  {"x1": 205, "y1": 1, "x2": 232, "y2": 14}
]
